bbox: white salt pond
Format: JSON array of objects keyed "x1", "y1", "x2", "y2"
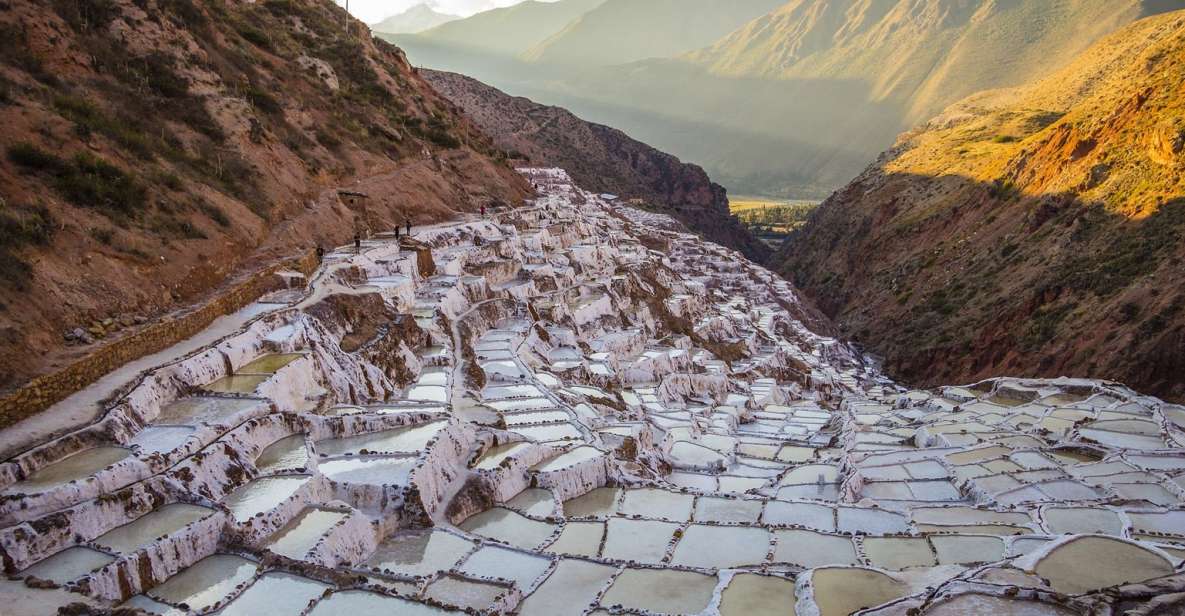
[
  {"x1": 221, "y1": 475, "x2": 311, "y2": 522},
  {"x1": 319, "y1": 457, "x2": 415, "y2": 485},
  {"x1": 94, "y1": 503, "x2": 213, "y2": 553},
  {"x1": 148, "y1": 554, "x2": 257, "y2": 612},
  {"x1": 264, "y1": 508, "x2": 348, "y2": 559},
  {"x1": 6, "y1": 446, "x2": 131, "y2": 494},
  {"x1": 316, "y1": 421, "x2": 446, "y2": 456}
]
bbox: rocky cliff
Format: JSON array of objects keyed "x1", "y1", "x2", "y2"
[
  {"x1": 423, "y1": 69, "x2": 769, "y2": 261},
  {"x1": 776, "y1": 11, "x2": 1185, "y2": 401},
  {"x1": 0, "y1": 0, "x2": 531, "y2": 391}
]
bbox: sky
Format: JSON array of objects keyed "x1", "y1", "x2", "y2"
[{"x1": 342, "y1": 0, "x2": 541, "y2": 23}]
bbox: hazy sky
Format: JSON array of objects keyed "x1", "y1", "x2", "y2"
[{"x1": 344, "y1": 0, "x2": 544, "y2": 23}]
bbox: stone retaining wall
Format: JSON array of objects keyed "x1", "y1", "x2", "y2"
[{"x1": 0, "y1": 251, "x2": 320, "y2": 430}]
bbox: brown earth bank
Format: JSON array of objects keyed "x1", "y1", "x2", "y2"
[
  {"x1": 775, "y1": 10, "x2": 1185, "y2": 402},
  {"x1": 421, "y1": 69, "x2": 770, "y2": 262},
  {"x1": 0, "y1": 0, "x2": 531, "y2": 391}
]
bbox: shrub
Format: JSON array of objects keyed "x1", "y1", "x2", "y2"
[
  {"x1": 53, "y1": 95, "x2": 154, "y2": 159},
  {"x1": 7, "y1": 142, "x2": 67, "y2": 171},
  {"x1": 90, "y1": 226, "x2": 114, "y2": 244},
  {"x1": 58, "y1": 152, "x2": 147, "y2": 216},
  {"x1": 198, "y1": 200, "x2": 230, "y2": 227},
  {"x1": 238, "y1": 26, "x2": 271, "y2": 50},
  {"x1": 0, "y1": 204, "x2": 56, "y2": 290},
  {"x1": 244, "y1": 85, "x2": 282, "y2": 115},
  {"x1": 52, "y1": 0, "x2": 120, "y2": 32}
]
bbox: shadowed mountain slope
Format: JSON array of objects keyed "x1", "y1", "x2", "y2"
[{"x1": 424, "y1": 69, "x2": 770, "y2": 262}]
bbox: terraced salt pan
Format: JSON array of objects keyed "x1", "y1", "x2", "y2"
[
  {"x1": 6, "y1": 446, "x2": 131, "y2": 494},
  {"x1": 315, "y1": 421, "x2": 446, "y2": 456},
  {"x1": 473, "y1": 442, "x2": 533, "y2": 470},
  {"x1": 255, "y1": 434, "x2": 310, "y2": 473},
  {"x1": 94, "y1": 503, "x2": 213, "y2": 553},
  {"x1": 319, "y1": 457, "x2": 415, "y2": 485},
  {"x1": 5, "y1": 169, "x2": 1185, "y2": 615},
  {"x1": 460, "y1": 508, "x2": 557, "y2": 550},
  {"x1": 237, "y1": 353, "x2": 303, "y2": 374},
  {"x1": 221, "y1": 475, "x2": 311, "y2": 522},
  {"x1": 1030, "y1": 536, "x2": 1173, "y2": 594},
  {"x1": 423, "y1": 575, "x2": 509, "y2": 610},
  {"x1": 153, "y1": 397, "x2": 265, "y2": 426},
  {"x1": 600, "y1": 568, "x2": 717, "y2": 615},
  {"x1": 264, "y1": 508, "x2": 348, "y2": 558},
  {"x1": 148, "y1": 554, "x2": 257, "y2": 612},
  {"x1": 19, "y1": 547, "x2": 116, "y2": 584},
  {"x1": 366, "y1": 529, "x2": 474, "y2": 576},
  {"x1": 203, "y1": 374, "x2": 270, "y2": 394},
  {"x1": 308, "y1": 590, "x2": 451, "y2": 615},
  {"x1": 217, "y1": 572, "x2": 332, "y2": 616}
]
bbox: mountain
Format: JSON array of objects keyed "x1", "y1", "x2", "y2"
[
  {"x1": 520, "y1": 0, "x2": 784, "y2": 67},
  {"x1": 0, "y1": 0, "x2": 530, "y2": 391},
  {"x1": 424, "y1": 69, "x2": 769, "y2": 261},
  {"x1": 775, "y1": 10, "x2": 1185, "y2": 401},
  {"x1": 569, "y1": 0, "x2": 1185, "y2": 197},
  {"x1": 392, "y1": 0, "x2": 1185, "y2": 198},
  {"x1": 371, "y1": 4, "x2": 460, "y2": 34},
  {"x1": 409, "y1": 0, "x2": 606, "y2": 57}
]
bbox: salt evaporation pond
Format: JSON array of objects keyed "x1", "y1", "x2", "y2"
[
  {"x1": 5, "y1": 169, "x2": 1185, "y2": 615},
  {"x1": 316, "y1": 421, "x2": 446, "y2": 456},
  {"x1": 6, "y1": 446, "x2": 131, "y2": 494},
  {"x1": 94, "y1": 503, "x2": 213, "y2": 553},
  {"x1": 221, "y1": 475, "x2": 310, "y2": 522},
  {"x1": 264, "y1": 508, "x2": 349, "y2": 558}
]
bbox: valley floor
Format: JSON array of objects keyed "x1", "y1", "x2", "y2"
[{"x1": 0, "y1": 169, "x2": 1182, "y2": 615}]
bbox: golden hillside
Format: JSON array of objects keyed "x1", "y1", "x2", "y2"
[{"x1": 777, "y1": 10, "x2": 1185, "y2": 400}]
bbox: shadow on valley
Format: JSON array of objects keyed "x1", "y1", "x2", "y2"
[
  {"x1": 392, "y1": 35, "x2": 904, "y2": 198},
  {"x1": 776, "y1": 171, "x2": 1185, "y2": 402}
]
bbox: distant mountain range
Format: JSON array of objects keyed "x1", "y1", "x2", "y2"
[
  {"x1": 371, "y1": 4, "x2": 460, "y2": 34},
  {"x1": 387, "y1": 0, "x2": 1185, "y2": 198}
]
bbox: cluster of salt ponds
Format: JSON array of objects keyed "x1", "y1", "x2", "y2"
[{"x1": 2, "y1": 169, "x2": 1184, "y2": 615}]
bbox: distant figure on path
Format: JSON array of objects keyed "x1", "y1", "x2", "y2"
[
  {"x1": 315, "y1": 244, "x2": 324, "y2": 261},
  {"x1": 480, "y1": 204, "x2": 486, "y2": 217},
  {"x1": 354, "y1": 233, "x2": 361, "y2": 251},
  {"x1": 405, "y1": 219, "x2": 411, "y2": 236}
]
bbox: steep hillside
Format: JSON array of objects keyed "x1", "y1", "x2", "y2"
[
  {"x1": 0, "y1": 0, "x2": 531, "y2": 390},
  {"x1": 410, "y1": 0, "x2": 605, "y2": 57},
  {"x1": 371, "y1": 4, "x2": 460, "y2": 34},
  {"x1": 423, "y1": 70, "x2": 769, "y2": 261},
  {"x1": 520, "y1": 0, "x2": 783, "y2": 67},
  {"x1": 776, "y1": 11, "x2": 1185, "y2": 400}
]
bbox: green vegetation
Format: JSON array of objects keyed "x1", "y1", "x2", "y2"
[
  {"x1": 1058, "y1": 200, "x2": 1185, "y2": 297},
  {"x1": 8, "y1": 143, "x2": 146, "y2": 218},
  {"x1": 0, "y1": 203, "x2": 56, "y2": 289},
  {"x1": 731, "y1": 198, "x2": 818, "y2": 243},
  {"x1": 53, "y1": 95, "x2": 154, "y2": 159}
]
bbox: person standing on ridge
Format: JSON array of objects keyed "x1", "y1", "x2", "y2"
[
  {"x1": 405, "y1": 219, "x2": 411, "y2": 236},
  {"x1": 354, "y1": 232, "x2": 361, "y2": 251},
  {"x1": 394, "y1": 225, "x2": 400, "y2": 239},
  {"x1": 480, "y1": 204, "x2": 486, "y2": 217}
]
